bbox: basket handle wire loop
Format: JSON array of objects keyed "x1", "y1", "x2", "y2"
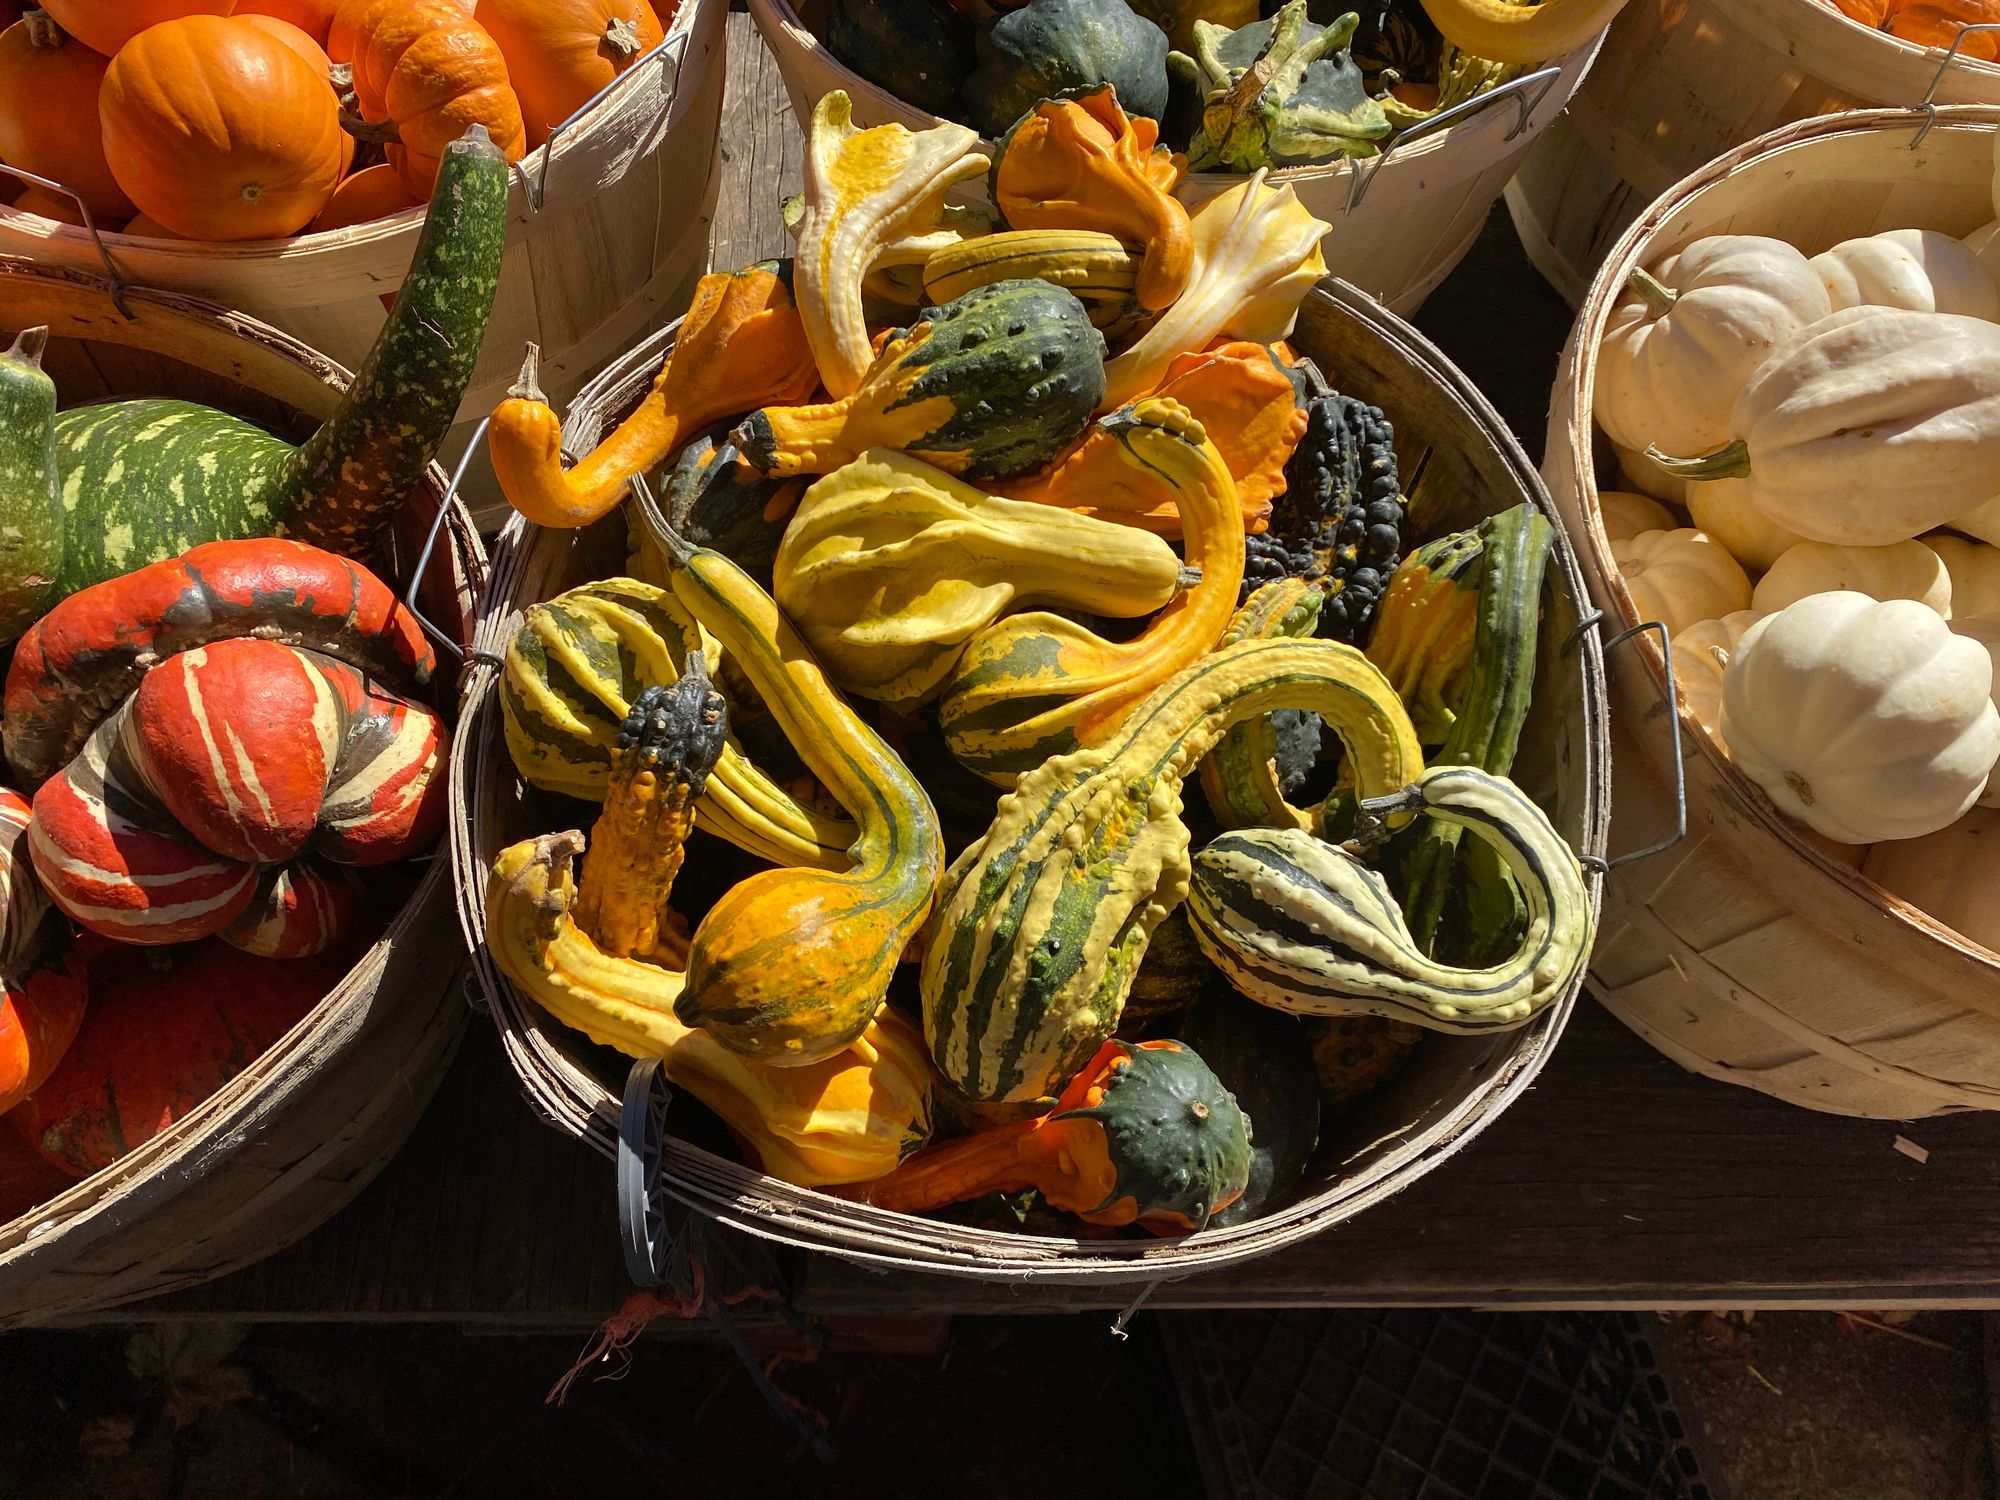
[
  {"x1": 1346, "y1": 63, "x2": 1563, "y2": 213},
  {"x1": 0, "y1": 162, "x2": 132, "y2": 318},
  {"x1": 1909, "y1": 22, "x2": 2000, "y2": 148},
  {"x1": 1566, "y1": 613, "x2": 1685, "y2": 873}
]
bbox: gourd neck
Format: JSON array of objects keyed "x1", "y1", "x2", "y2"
[
  {"x1": 858, "y1": 1119, "x2": 1040, "y2": 1212},
  {"x1": 1645, "y1": 439, "x2": 1750, "y2": 481},
  {"x1": 1626, "y1": 268, "x2": 1678, "y2": 319},
  {"x1": 4, "y1": 326, "x2": 48, "y2": 371}
]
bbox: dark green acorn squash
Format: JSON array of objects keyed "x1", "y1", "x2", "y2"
[
  {"x1": 1176, "y1": 988, "x2": 1320, "y2": 1225},
  {"x1": 962, "y1": 0, "x2": 1171, "y2": 137},
  {"x1": 827, "y1": 0, "x2": 978, "y2": 120},
  {"x1": 1243, "y1": 392, "x2": 1406, "y2": 645},
  {"x1": 1180, "y1": 1, "x2": 1391, "y2": 170}
]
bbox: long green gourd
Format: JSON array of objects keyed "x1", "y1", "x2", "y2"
[
  {"x1": 1387, "y1": 502, "x2": 1553, "y2": 958},
  {"x1": 0, "y1": 327, "x2": 62, "y2": 642},
  {"x1": 43, "y1": 126, "x2": 506, "y2": 597},
  {"x1": 922, "y1": 636, "x2": 1425, "y2": 1116}
]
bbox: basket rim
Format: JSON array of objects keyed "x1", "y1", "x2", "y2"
[
  {"x1": 0, "y1": 0, "x2": 719, "y2": 258},
  {"x1": 0, "y1": 263, "x2": 485, "y2": 1267},
  {"x1": 1758, "y1": 0, "x2": 2000, "y2": 88},
  {"x1": 743, "y1": 0, "x2": 1603, "y2": 191},
  {"x1": 1568, "y1": 102, "x2": 2000, "y2": 978},
  {"x1": 451, "y1": 275, "x2": 1613, "y2": 1281}
]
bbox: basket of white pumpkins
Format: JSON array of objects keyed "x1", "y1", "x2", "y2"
[{"x1": 1546, "y1": 104, "x2": 2000, "y2": 1120}]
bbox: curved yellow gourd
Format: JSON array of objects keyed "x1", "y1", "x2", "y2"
[
  {"x1": 1417, "y1": 0, "x2": 1632, "y2": 64},
  {"x1": 938, "y1": 398, "x2": 1246, "y2": 784},
  {"x1": 773, "y1": 449, "x2": 1191, "y2": 707}
]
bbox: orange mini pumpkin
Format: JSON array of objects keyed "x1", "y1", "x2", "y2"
[
  {"x1": 100, "y1": 14, "x2": 347, "y2": 240},
  {"x1": 0, "y1": 10, "x2": 134, "y2": 219},
  {"x1": 1885, "y1": 0, "x2": 2000, "y2": 55},
  {"x1": 332, "y1": 0, "x2": 526, "y2": 198},
  {"x1": 36, "y1": 0, "x2": 232, "y2": 56},
  {"x1": 473, "y1": 0, "x2": 663, "y2": 146},
  {"x1": 8, "y1": 185, "x2": 92, "y2": 225},
  {"x1": 234, "y1": 0, "x2": 340, "y2": 42},
  {"x1": 236, "y1": 12, "x2": 356, "y2": 177},
  {"x1": 308, "y1": 160, "x2": 416, "y2": 230}
]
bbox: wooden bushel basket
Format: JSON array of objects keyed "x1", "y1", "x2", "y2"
[
  {"x1": 1506, "y1": 0, "x2": 2000, "y2": 306},
  {"x1": 450, "y1": 279, "x2": 1611, "y2": 1283},
  {"x1": 0, "y1": 262, "x2": 485, "y2": 1326},
  {"x1": 1545, "y1": 105, "x2": 2000, "y2": 1120},
  {"x1": 0, "y1": 0, "x2": 729, "y2": 526},
  {"x1": 743, "y1": 0, "x2": 1604, "y2": 317}
]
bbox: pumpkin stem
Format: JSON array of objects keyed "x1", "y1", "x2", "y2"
[
  {"x1": 1645, "y1": 438, "x2": 1752, "y2": 482},
  {"x1": 601, "y1": 15, "x2": 644, "y2": 59},
  {"x1": 340, "y1": 99, "x2": 402, "y2": 147},
  {"x1": 1626, "y1": 268, "x2": 1679, "y2": 319},
  {"x1": 21, "y1": 8, "x2": 62, "y2": 46},
  {"x1": 5, "y1": 326, "x2": 48, "y2": 371},
  {"x1": 508, "y1": 343, "x2": 547, "y2": 404}
]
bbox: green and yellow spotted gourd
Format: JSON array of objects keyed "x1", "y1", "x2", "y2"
[
  {"x1": 1185, "y1": 763, "x2": 1593, "y2": 1032},
  {"x1": 500, "y1": 578, "x2": 854, "y2": 871},
  {"x1": 921, "y1": 636, "x2": 1424, "y2": 1116}
]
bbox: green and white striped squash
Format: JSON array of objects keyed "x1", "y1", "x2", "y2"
[
  {"x1": 921, "y1": 635, "x2": 1425, "y2": 1116},
  {"x1": 0, "y1": 327, "x2": 62, "y2": 644},
  {"x1": 1185, "y1": 764, "x2": 1593, "y2": 1032}
]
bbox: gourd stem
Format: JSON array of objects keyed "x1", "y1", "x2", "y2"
[
  {"x1": 1645, "y1": 439, "x2": 1751, "y2": 481},
  {"x1": 1626, "y1": 268, "x2": 1678, "y2": 319},
  {"x1": 5, "y1": 326, "x2": 48, "y2": 370},
  {"x1": 22, "y1": 9, "x2": 61, "y2": 47},
  {"x1": 508, "y1": 343, "x2": 546, "y2": 403}
]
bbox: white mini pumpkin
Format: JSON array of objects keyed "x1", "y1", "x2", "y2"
[
  {"x1": 1669, "y1": 610, "x2": 1764, "y2": 747},
  {"x1": 1965, "y1": 220, "x2": 2000, "y2": 285},
  {"x1": 1927, "y1": 533, "x2": 2000, "y2": 618},
  {"x1": 1651, "y1": 306, "x2": 2000, "y2": 546},
  {"x1": 1811, "y1": 228, "x2": 2000, "y2": 321},
  {"x1": 1751, "y1": 540, "x2": 1953, "y2": 616},
  {"x1": 1597, "y1": 490, "x2": 1675, "y2": 542},
  {"x1": 1951, "y1": 616, "x2": 2000, "y2": 807},
  {"x1": 1593, "y1": 235, "x2": 1831, "y2": 457},
  {"x1": 1610, "y1": 528, "x2": 1752, "y2": 635},
  {"x1": 1721, "y1": 592, "x2": 2000, "y2": 844},
  {"x1": 1611, "y1": 443, "x2": 1688, "y2": 506},
  {"x1": 1686, "y1": 478, "x2": 1802, "y2": 574}
]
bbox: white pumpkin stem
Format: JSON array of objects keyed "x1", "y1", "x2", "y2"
[
  {"x1": 1627, "y1": 268, "x2": 1678, "y2": 318},
  {"x1": 1645, "y1": 438, "x2": 1751, "y2": 482},
  {"x1": 602, "y1": 15, "x2": 643, "y2": 59},
  {"x1": 5, "y1": 326, "x2": 48, "y2": 371}
]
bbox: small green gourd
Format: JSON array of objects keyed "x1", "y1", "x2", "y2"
[
  {"x1": 0, "y1": 327, "x2": 63, "y2": 644},
  {"x1": 1179, "y1": 2, "x2": 1391, "y2": 172}
]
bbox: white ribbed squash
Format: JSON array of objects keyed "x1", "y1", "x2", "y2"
[
  {"x1": 1751, "y1": 540, "x2": 1952, "y2": 616},
  {"x1": 1686, "y1": 478, "x2": 1802, "y2": 575},
  {"x1": 1610, "y1": 527, "x2": 1750, "y2": 635},
  {"x1": 1668, "y1": 610, "x2": 1763, "y2": 748},
  {"x1": 1593, "y1": 235, "x2": 1830, "y2": 457},
  {"x1": 1596, "y1": 489, "x2": 1673, "y2": 543},
  {"x1": 1928, "y1": 534, "x2": 2000, "y2": 618},
  {"x1": 1650, "y1": 306, "x2": 2000, "y2": 546},
  {"x1": 1720, "y1": 592, "x2": 2000, "y2": 844},
  {"x1": 1811, "y1": 229, "x2": 2000, "y2": 321}
]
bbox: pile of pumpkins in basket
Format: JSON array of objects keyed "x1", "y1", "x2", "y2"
[
  {"x1": 0, "y1": 130, "x2": 510, "y2": 1224},
  {"x1": 1594, "y1": 200, "x2": 2000, "y2": 946},
  {"x1": 808, "y1": 0, "x2": 1624, "y2": 171},
  {"x1": 1819, "y1": 0, "x2": 2000, "y2": 58},
  {"x1": 483, "y1": 88, "x2": 1596, "y2": 1235},
  {"x1": 0, "y1": 0, "x2": 673, "y2": 238}
]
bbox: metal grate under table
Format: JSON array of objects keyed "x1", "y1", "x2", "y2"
[{"x1": 1163, "y1": 1309, "x2": 1726, "y2": 1500}]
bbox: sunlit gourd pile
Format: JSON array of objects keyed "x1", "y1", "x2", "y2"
[
  {"x1": 805, "y1": 0, "x2": 1622, "y2": 173},
  {"x1": 1592, "y1": 139, "x2": 2000, "y2": 952},
  {"x1": 484, "y1": 89, "x2": 1597, "y2": 1238}
]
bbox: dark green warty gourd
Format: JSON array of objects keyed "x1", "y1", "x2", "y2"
[
  {"x1": 827, "y1": 0, "x2": 978, "y2": 120},
  {"x1": 962, "y1": 0, "x2": 1171, "y2": 137}
]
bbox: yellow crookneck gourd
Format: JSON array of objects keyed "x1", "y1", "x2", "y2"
[
  {"x1": 990, "y1": 86, "x2": 1194, "y2": 313},
  {"x1": 1099, "y1": 172, "x2": 1329, "y2": 411},
  {"x1": 938, "y1": 397, "x2": 1248, "y2": 783},
  {"x1": 484, "y1": 664, "x2": 935, "y2": 1188},
  {"x1": 793, "y1": 90, "x2": 991, "y2": 399},
  {"x1": 630, "y1": 500, "x2": 946, "y2": 1068},
  {"x1": 489, "y1": 261, "x2": 820, "y2": 529},
  {"x1": 772, "y1": 449, "x2": 1194, "y2": 708},
  {"x1": 1417, "y1": 0, "x2": 1632, "y2": 65}
]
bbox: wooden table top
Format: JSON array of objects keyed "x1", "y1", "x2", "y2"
[{"x1": 97, "y1": 17, "x2": 2000, "y2": 1325}]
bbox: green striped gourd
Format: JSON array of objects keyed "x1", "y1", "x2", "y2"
[
  {"x1": 1185, "y1": 764, "x2": 1592, "y2": 1031},
  {"x1": 1362, "y1": 527, "x2": 1485, "y2": 745},
  {"x1": 922, "y1": 636, "x2": 1424, "y2": 1115},
  {"x1": 45, "y1": 126, "x2": 505, "y2": 598},
  {"x1": 920, "y1": 230, "x2": 1146, "y2": 334},
  {"x1": 0, "y1": 328, "x2": 61, "y2": 643},
  {"x1": 1198, "y1": 576, "x2": 1323, "y2": 831},
  {"x1": 500, "y1": 578, "x2": 855, "y2": 871}
]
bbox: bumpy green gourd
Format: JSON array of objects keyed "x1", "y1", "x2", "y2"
[
  {"x1": 1180, "y1": 2, "x2": 1391, "y2": 172},
  {"x1": 922, "y1": 636, "x2": 1424, "y2": 1114},
  {"x1": 962, "y1": 0, "x2": 1171, "y2": 137},
  {"x1": 1186, "y1": 763, "x2": 1591, "y2": 1032},
  {"x1": 0, "y1": 328, "x2": 62, "y2": 643}
]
